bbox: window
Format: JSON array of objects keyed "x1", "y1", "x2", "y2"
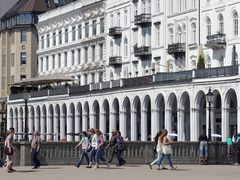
[
  {"x1": 21, "y1": 31, "x2": 26, "y2": 43},
  {"x1": 192, "y1": 23, "x2": 196, "y2": 43},
  {"x1": 11, "y1": 32, "x2": 15, "y2": 44},
  {"x1": 46, "y1": 56, "x2": 49, "y2": 70},
  {"x1": 124, "y1": 10, "x2": 128, "y2": 27},
  {"x1": 169, "y1": 28, "x2": 173, "y2": 44},
  {"x1": 59, "y1": 30, "x2": 62, "y2": 44},
  {"x1": 21, "y1": 52, "x2": 27, "y2": 65},
  {"x1": 65, "y1": 28, "x2": 68, "y2": 43},
  {"x1": 177, "y1": 26, "x2": 182, "y2": 43},
  {"x1": 155, "y1": 24, "x2": 160, "y2": 46},
  {"x1": 110, "y1": 14, "x2": 114, "y2": 27},
  {"x1": 100, "y1": 18, "x2": 104, "y2": 33},
  {"x1": 84, "y1": 74, "x2": 88, "y2": 85},
  {"x1": 206, "y1": 56, "x2": 211, "y2": 68},
  {"x1": 116, "y1": 39, "x2": 121, "y2": 56},
  {"x1": 218, "y1": 14, "x2": 224, "y2": 34},
  {"x1": 206, "y1": 17, "x2": 211, "y2": 36},
  {"x1": 58, "y1": 53, "x2": 61, "y2": 68},
  {"x1": 78, "y1": 24, "x2": 82, "y2": 39},
  {"x1": 64, "y1": 52, "x2": 67, "y2": 66},
  {"x1": 71, "y1": 50, "x2": 75, "y2": 65},
  {"x1": 20, "y1": 75, "x2": 26, "y2": 80},
  {"x1": 110, "y1": 41, "x2": 114, "y2": 56},
  {"x1": 85, "y1": 22, "x2": 89, "y2": 37},
  {"x1": 142, "y1": 0, "x2": 146, "y2": 13},
  {"x1": 53, "y1": 32, "x2": 56, "y2": 46},
  {"x1": 47, "y1": 34, "x2": 50, "y2": 47},
  {"x1": 84, "y1": 47, "x2": 88, "y2": 63},
  {"x1": 77, "y1": 49, "x2": 81, "y2": 64},
  {"x1": 18, "y1": 14, "x2": 32, "y2": 24},
  {"x1": 99, "y1": 43, "x2": 103, "y2": 61},
  {"x1": 147, "y1": 0, "x2": 151, "y2": 14},
  {"x1": 91, "y1": 73, "x2": 95, "y2": 83},
  {"x1": 77, "y1": 75, "x2": 81, "y2": 85},
  {"x1": 92, "y1": 45, "x2": 95, "y2": 62},
  {"x1": 124, "y1": 37, "x2": 128, "y2": 58},
  {"x1": 233, "y1": 11, "x2": 238, "y2": 36},
  {"x1": 52, "y1": 55, "x2": 55, "y2": 69},
  {"x1": 156, "y1": 0, "x2": 160, "y2": 13},
  {"x1": 117, "y1": 12, "x2": 120, "y2": 27},
  {"x1": 92, "y1": 20, "x2": 97, "y2": 36},
  {"x1": 11, "y1": 53, "x2": 14, "y2": 67},
  {"x1": 134, "y1": 2, "x2": 138, "y2": 16},
  {"x1": 41, "y1": 36, "x2": 44, "y2": 49},
  {"x1": 72, "y1": 26, "x2": 76, "y2": 41},
  {"x1": 41, "y1": 58, "x2": 43, "y2": 71}
]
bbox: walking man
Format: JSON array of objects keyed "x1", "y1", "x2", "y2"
[
  {"x1": 106, "y1": 130, "x2": 117, "y2": 166},
  {"x1": 4, "y1": 127, "x2": 15, "y2": 172},
  {"x1": 31, "y1": 130, "x2": 41, "y2": 169}
]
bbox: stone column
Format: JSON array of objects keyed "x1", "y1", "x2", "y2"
[
  {"x1": 82, "y1": 114, "x2": 88, "y2": 131},
  {"x1": 41, "y1": 116, "x2": 46, "y2": 141},
  {"x1": 141, "y1": 110, "x2": 147, "y2": 141},
  {"x1": 13, "y1": 117, "x2": 18, "y2": 140},
  {"x1": 119, "y1": 111, "x2": 126, "y2": 139},
  {"x1": 131, "y1": 111, "x2": 137, "y2": 141},
  {"x1": 47, "y1": 116, "x2": 53, "y2": 141},
  {"x1": 7, "y1": 117, "x2": 13, "y2": 130},
  {"x1": 211, "y1": 107, "x2": 215, "y2": 135},
  {"x1": 165, "y1": 109, "x2": 172, "y2": 133},
  {"x1": 28, "y1": 115, "x2": 34, "y2": 141},
  {"x1": 67, "y1": 115, "x2": 73, "y2": 141},
  {"x1": 151, "y1": 109, "x2": 159, "y2": 140},
  {"x1": 34, "y1": 116, "x2": 40, "y2": 132},
  {"x1": 190, "y1": 108, "x2": 199, "y2": 141},
  {"x1": 177, "y1": 108, "x2": 184, "y2": 141},
  {"x1": 221, "y1": 108, "x2": 228, "y2": 142},
  {"x1": 237, "y1": 106, "x2": 240, "y2": 133},
  {"x1": 54, "y1": 115, "x2": 59, "y2": 141},
  {"x1": 109, "y1": 112, "x2": 116, "y2": 132},
  {"x1": 60, "y1": 115, "x2": 66, "y2": 141},
  {"x1": 90, "y1": 113, "x2": 96, "y2": 129},
  {"x1": 75, "y1": 114, "x2": 81, "y2": 141},
  {"x1": 100, "y1": 113, "x2": 106, "y2": 139}
]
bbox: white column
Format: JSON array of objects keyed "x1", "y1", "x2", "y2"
[
  {"x1": 100, "y1": 113, "x2": 106, "y2": 139},
  {"x1": 119, "y1": 111, "x2": 126, "y2": 139},
  {"x1": 238, "y1": 106, "x2": 240, "y2": 133},
  {"x1": 141, "y1": 110, "x2": 147, "y2": 141},
  {"x1": 165, "y1": 109, "x2": 172, "y2": 133},
  {"x1": 69, "y1": 26, "x2": 73, "y2": 43},
  {"x1": 60, "y1": 115, "x2": 65, "y2": 141},
  {"x1": 190, "y1": 108, "x2": 198, "y2": 141},
  {"x1": 90, "y1": 113, "x2": 96, "y2": 128},
  {"x1": 82, "y1": 114, "x2": 88, "y2": 131},
  {"x1": 56, "y1": 29, "x2": 59, "y2": 46},
  {"x1": 54, "y1": 115, "x2": 59, "y2": 141},
  {"x1": 151, "y1": 109, "x2": 159, "y2": 140},
  {"x1": 35, "y1": 116, "x2": 40, "y2": 132},
  {"x1": 41, "y1": 116, "x2": 46, "y2": 141},
  {"x1": 206, "y1": 105, "x2": 210, "y2": 138},
  {"x1": 13, "y1": 117, "x2": 18, "y2": 140},
  {"x1": 67, "y1": 115, "x2": 73, "y2": 141},
  {"x1": 49, "y1": 31, "x2": 53, "y2": 47},
  {"x1": 109, "y1": 112, "x2": 116, "y2": 132},
  {"x1": 18, "y1": 117, "x2": 23, "y2": 141},
  {"x1": 47, "y1": 116, "x2": 53, "y2": 141},
  {"x1": 211, "y1": 107, "x2": 215, "y2": 135},
  {"x1": 75, "y1": 114, "x2": 81, "y2": 141},
  {"x1": 131, "y1": 111, "x2": 137, "y2": 141},
  {"x1": 177, "y1": 109, "x2": 184, "y2": 141},
  {"x1": 28, "y1": 115, "x2": 34, "y2": 141},
  {"x1": 221, "y1": 108, "x2": 228, "y2": 142}
]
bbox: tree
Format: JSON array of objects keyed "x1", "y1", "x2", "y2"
[{"x1": 197, "y1": 54, "x2": 205, "y2": 69}]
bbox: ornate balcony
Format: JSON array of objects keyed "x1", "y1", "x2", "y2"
[
  {"x1": 134, "y1": 45, "x2": 152, "y2": 59},
  {"x1": 134, "y1": 13, "x2": 151, "y2": 26},
  {"x1": 109, "y1": 27, "x2": 122, "y2": 38},
  {"x1": 167, "y1": 43, "x2": 186, "y2": 58},
  {"x1": 109, "y1": 56, "x2": 122, "y2": 67},
  {"x1": 205, "y1": 33, "x2": 226, "y2": 49}
]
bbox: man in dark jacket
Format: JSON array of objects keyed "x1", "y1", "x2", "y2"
[{"x1": 106, "y1": 130, "x2": 117, "y2": 166}]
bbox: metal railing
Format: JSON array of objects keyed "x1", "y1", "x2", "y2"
[
  {"x1": 109, "y1": 26, "x2": 122, "y2": 37},
  {"x1": 134, "y1": 13, "x2": 151, "y2": 26},
  {"x1": 123, "y1": 75, "x2": 153, "y2": 87}
]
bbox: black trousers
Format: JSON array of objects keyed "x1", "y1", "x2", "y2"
[
  {"x1": 32, "y1": 149, "x2": 41, "y2": 167},
  {"x1": 108, "y1": 147, "x2": 116, "y2": 163}
]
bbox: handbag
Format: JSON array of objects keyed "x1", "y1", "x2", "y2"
[
  {"x1": 162, "y1": 145, "x2": 172, "y2": 154},
  {"x1": 3, "y1": 146, "x2": 13, "y2": 156}
]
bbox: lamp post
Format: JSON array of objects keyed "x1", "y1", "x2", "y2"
[
  {"x1": 22, "y1": 93, "x2": 30, "y2": 141},
  {"x1": 205, "y1": 88, "x2": 214, "y2": 141}
]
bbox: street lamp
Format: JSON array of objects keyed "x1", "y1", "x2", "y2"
[
  {"x1": 205, "y1": 88, "x2": 214, "y2": 141},
  {"x1": 22, "y1": 93, "x2": 30, "y2": 141}
]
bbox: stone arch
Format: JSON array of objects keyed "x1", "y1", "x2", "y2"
[
  {"x1": 75, "y1": 102, "x2": 83, "y2": 141},
  {"x1": 54, "y1": 104, "x2": 60, "y2": 141},
  {"x1": 155, "y1": 94, "x2": 165, "y2": 132},
  {"x1": 48, "y1": 104, "x2": 54, "y2": 141},
  {"x1": 36, "y1": 106, "x2": 41, "y2": 132},
  {"x1": 167, "y1": 93, "x2": 177, "y2": 137},
  {"x1": 212, "y1": 89, "x2": 222, "y2": 141},
  {"x1": 13, "y1": 108, "x2": 18, "y2": 140},
  {"x1": 122, "y1": 97, "x2": 131, "y2": 140},
  {"x1": 84, "y1": 102, "x2": 90, "y2": 131},
  {"x1": 143, "y1": 95, "x2": 151, "y2": 141},
  {"x1": 68, "y1": 103, "x2": 75, "y2": 141},
  {"x1": 29, "y1": 106, "x2": 35, "y2": 140},
  {"x1": 112, "y1": 98, "x2": 120, "y2": 131},
  {"x1": 8, "y1": 108, "x2": 13, "y2": 129},
  {"x1": 92, "y1": 100, "x2": 100, "y2": 129},
  {"x1": 102, "y1": 99, "x2": 110, "y2": 139},
  {"x1": 61, "y1": 103, "x2": 67, "y2": 141},
  {"x1": 41, "y1": 105, "x2": 47, "y2": 141},
  {"x1": 132, "y1": 96, "x2": 141, "y2": 141},
  {"x1": 18, "y1": 107, "x2": 24, "y2": 140},
  {"x1": 179, "y1": 92, "x2": 190, "y2": 141}
]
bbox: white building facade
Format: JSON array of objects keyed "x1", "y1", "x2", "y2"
[{"x1": 7, "y1": 0, "x2": 240, "y2": 142}]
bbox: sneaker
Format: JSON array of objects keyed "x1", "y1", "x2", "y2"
[
  {"x1": 234, "y1": 163, "x2": 239, "y2": 166},
  {"x1": 10, "y1": 168, "x2": 16, "y2": 171},
  {"x1": 93, "y1": 165, "x2": 99, "y2": 169},
  {"x1": 171, "y1": 166, "x2": 177, "y2": 170},
  {"x1": 162, "y1": 167, "x2": 168, "y2": 170},
  {"x1": 157, "y1": 167, "x2": 162, "y2": 170},
  {"x1": 74, "y1": 165, "x2": 79, "y2": 168},
  {"x1": 148, "y1": 163, "x2": 152, "y2": 170},
  {"x1": 32, "y1": 166, "x2": 38, "y2": 169},
  {"x1": 86, "y1": 165, "x2": 92, "y2": 168},
  {"x1": 107, "y1": 163, "x2": 110, "y2": 168}
]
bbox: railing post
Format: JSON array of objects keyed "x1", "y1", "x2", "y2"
[
  {"x1": 89, "y1": 83, "x2": 92, "y2": 91},
  {"x1": 192, "y1": 69, "x2": 196, "y2": 79},
  {"x1": 99, "y1": 82, "x2": 102, "y2": 90},
  {"x1": 120, "y1": 78, "x2": 123, "y2": 87},
  {"x1": 110, "y1": 80, "x2": 113, "y2": 88}
]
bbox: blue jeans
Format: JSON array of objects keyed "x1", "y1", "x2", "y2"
[
  {"x1": 32, "y1": 149, "x2": 41, "y2": 167},
  {"x1": 199, "y1": 141, "x2": 208, "y2": 158},
  {"x1": 95, "y1": 149, "x2": 104, "y2": 164},
  {"x1": 157, "y1": 153, "x2": 173, "y2": 168},
  {"x1": 76, "y1": 150, "x2": 89, "y2": 167},
  {"x1": 89, "y1": 148, "x2": 97, "y2": 162}
]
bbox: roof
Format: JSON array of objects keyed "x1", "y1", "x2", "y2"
[
  {"x1": 12, "y1": 74, "x2": 75, "y2": 86},
  {"x1": 1, "y1": 0, "x2": 56, "y2": 19}
]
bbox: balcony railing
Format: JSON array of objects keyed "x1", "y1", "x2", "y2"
[
  {"x1": 91, "y1": 83, "x2": 100, "y2": 91},
  {"x1": 68, "y1": 85, "x2": 89, "y2": 95},
  {"x1": 134, "y1": 45, "x2": 152, "y2": 59},
  {"x1": 168, "y1": 43, "x2": 186, "y2": 58},
  {"x1": 134, "y1": 13, "x2": 151, "y2": 26},
  {"x1": 109, "y1": 56, "x2": 122, "y2": 67},
  {"x1": 123, "y1": 75, "x2": 153, "y2": 87},
  {"x1": 109, "y1": 27, "x2": 122, "y2": 38},
  {"x1": 205, "y1": 33, "x2": 226, "y2": 49},
  {"x1": 156, "y1": 70, "x2": 193, "y2": 82},
  {"x1": 195, "y1": 65, "x2": 238, "y2": 79},
  {"x1": 49, "y1": 87, "x2": 68, "y2": 96}
]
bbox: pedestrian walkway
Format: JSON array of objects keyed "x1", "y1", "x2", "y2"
[{"x1": 1, "y1": 165, "x2": 239, "y2": 180}]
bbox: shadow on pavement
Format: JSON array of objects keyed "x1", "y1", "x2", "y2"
[
  {"x1": 14, "y1": 170, "x2": 37, "y2": 173},
  {"x1": 38, "y1": 167, "x2": 62, "y2": 170}
]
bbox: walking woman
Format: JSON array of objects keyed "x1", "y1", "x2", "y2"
[
  {"x1": 157, "y1": 129, "x2": 177, "y2": 170},
  {"x1": 4, "y1": 127, "x2": 15, "y2": 172},
  {"x1": 74, "y1": 131, "x2": 90, "y2": 167},
  {"x1": 94, "y1": 129, "x2": 106, "y2": 169},
  {"x1": 115, "y1": 131, "x2": 126, "y2": 167},
  {"x1": 31, "y1": 130, "x2": 41, "y2": 169}
]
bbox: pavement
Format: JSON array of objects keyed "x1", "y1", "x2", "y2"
[{"x1": 0, "y1": 165, "x2": 239, "y2": 180}]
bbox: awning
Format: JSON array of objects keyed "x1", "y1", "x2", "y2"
[{"x1": 12, "y1": 74, "x2": 75, "y2": 86}]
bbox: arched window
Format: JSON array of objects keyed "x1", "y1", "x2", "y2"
[
  {"x1": 235, "y1": 52, "x2": 238, "y2": 65},
  {"x1": 218, "y1": 14, "x2": 224, "y2": 34},
  {"x1": 124, "y1": 37, "x2": 128, "y2": 58},
  {"x1": 206, "y1": 17, "x2": 211, "y2": 36},
  {"x1": 182, "y1": 24, "x2": 186, "y2": 43},
  {"x1": 110, "y1": 40, "x2": 113, "y2": 56},
  {"x1": 233, "y1": 11, "x2": 238, "y2": 36},
  {"x1": 169, "y1": 28, "x2": 173, "y2": 44},
  {"x1": 206, "y1": 55, "x2": 211, "y2": 68},
  {"x1": 177, "y1": 26, "x2": 182, "y2": 43},
  {"x1": 191, "y1": 23, "x2": 196, "y2": 43}
]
